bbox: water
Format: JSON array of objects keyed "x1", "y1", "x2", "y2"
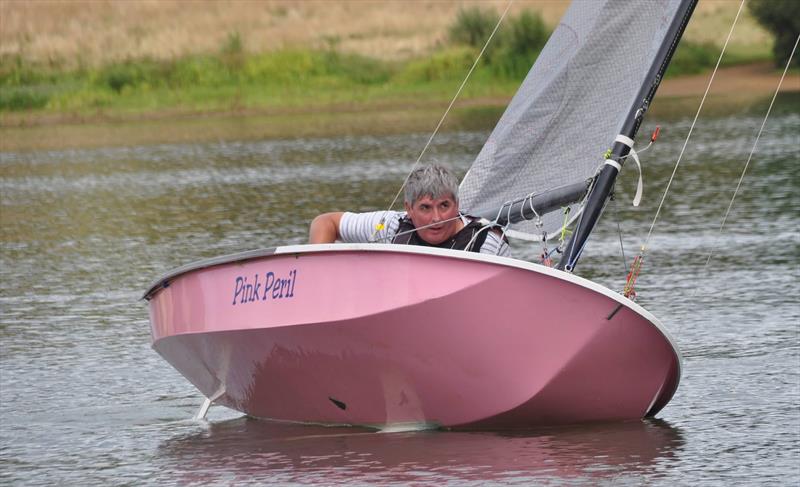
[{"x1": 1, "y1": 96, "x2": 798, "y2": 485}]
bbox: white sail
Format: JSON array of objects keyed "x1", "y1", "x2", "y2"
[{"x1": 459, "y1": 0, "x2": 684, "y2": 238}]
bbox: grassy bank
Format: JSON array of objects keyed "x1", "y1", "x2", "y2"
[
  {"x1": 0, "y1": 36, "x2": 770, "y2": 118},
  {"x1": 0, "y1": 1, "x2": 776, "y2": 119},
  {"x1": 1, "y1": 2, "x2": 790, "y2": 152}
]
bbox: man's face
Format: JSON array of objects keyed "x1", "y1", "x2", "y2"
[{"x1": 404, "y1": 193, "x2": 461, "y2": 245}]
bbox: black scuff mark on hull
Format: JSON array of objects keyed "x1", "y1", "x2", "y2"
[
  {"x1": 606, "y1": 303, "x2": 624, "y2": 321},
  {"x1": 329, "y1": 397, "x2": 347, "y2": 410}
]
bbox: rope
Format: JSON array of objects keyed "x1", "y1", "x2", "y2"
[
  {"x1": 371, "y1": 0, "x2": 514, "y2": 240},
  {"x1": 465, "y1": 223, "x2": 497, "y2": 252},
  {"x1": 676, "y1": 34, "x2": 798, "y2": 339},
  {"x1": 642, "y1": 0, "x2": 745, "y2": 251},
  {"x1": 614, "y1": 199, "x2": 628, "y2": 273},
  {"x1": 621, "y1": 0, "x2": 745, "y2": 297},
  {"x1": 370, "y1": 213, "x2": 464, "y2": 242},
  {"x1": 623, "y1": 254, "x2": 644, "y2": 299},
  {"x1": 699, "y1": 33, "x2": 799, "y2": 272},
  {"x1": 559, "y1": 206, "x2": 572, "y2": 247}
]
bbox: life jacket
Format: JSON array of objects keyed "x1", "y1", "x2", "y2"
[{"x1": 392, "y1": 215, "x2": 489, "y2": 253}]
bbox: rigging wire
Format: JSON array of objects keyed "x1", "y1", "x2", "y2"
[
  {"x1": 370, "y1": 214, "x2": 464, "y2": 242},
  {"x1": 641, "y1": 0, "x2": 745, "y2": 251},
  {"x1": 370, "y1": 0, "x2": 514, "y2": 240},
  {"x1": 614, "y1": 198, "x2": 629, "y2": 274},
  {"x1": 614, "y1": 126, "x2": 660, "y2": 275},
  {"x1": 675, "y1": 33, "x2": 799, "y2": 337},
  {"x1": 622, "y1": 0, "x2": 745, "y2": 297},
  {"x1": 699, "y1": 34, "x2": 799, "y2": 273}
]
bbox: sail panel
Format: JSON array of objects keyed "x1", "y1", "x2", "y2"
[{"x1": 459, "y1": 0, "x2": 683, "y2": 237}]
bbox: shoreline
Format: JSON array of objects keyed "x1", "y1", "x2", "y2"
[{"x1": 2, "y1": 63, "x2": 797, "y2": 153}]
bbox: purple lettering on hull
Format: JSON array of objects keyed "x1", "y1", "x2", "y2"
[{"x1": 232, "y1": 269, "x2": 298, "y2": 306}]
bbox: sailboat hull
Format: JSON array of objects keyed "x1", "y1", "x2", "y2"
[{"x1": 145, "y1": 244, "x2": 680, "y2": 429}]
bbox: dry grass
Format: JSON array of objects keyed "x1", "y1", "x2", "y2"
[{"x1": 0, "y1": 0, "x2": 772, "y2": 68}]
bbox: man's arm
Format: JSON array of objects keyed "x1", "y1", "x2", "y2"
[{"x1": 309, "y1": 212, "x2": 344, "y2": 243}]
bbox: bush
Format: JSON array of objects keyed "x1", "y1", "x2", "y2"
[
  {"x1": 504, "y1": 9, "x2": 549, "y2": 56},
  {"x1": 447, "y1": 7, "x2": 550, "y2": 80},
  {"x1": 448, "y1": 7, "x2": 500, "y2": 49},
  {"x1": 748, "y1": 0, "x2": 800, "y2": 68},
  {"x1": 97, "y1": 60, "x2": 162, "y2": 93},
  {"x1": 491, "y1": 9, "x2": 549, "y2": 79},
  {"x1": 0, "y1": 86, "x2": 49, "y2": 110},
  {"x1": 220, "y1": 31, "x2": 245, "y2": 71},
  {"x1": 319, "y1": 51, "x2": 391, "y2": 85},
  {"x1": 243, "y1": 50, "x2": 318, "y2": 85},
  {"x1": 666, "y1": 40, "x2": 717, "y2": 77},
  {"x1": 395, "y1": 47, "x2": 477, "y2": 83},
  {"x1": 0, "y1": 55, "x2": 62, "y2": 87},
  {"x1": 169, "y1": 55, "x2": 233, "y2": 87}
]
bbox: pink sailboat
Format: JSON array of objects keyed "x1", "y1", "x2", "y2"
[
  {"x1": 145, "y1": 244, "x2": 680, "y2": 428},
  {"x1": 144, "y1": 0, "x2": 696, "y2": 429}
]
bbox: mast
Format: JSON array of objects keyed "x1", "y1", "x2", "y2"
[{"x1": 557, "y1": 0, "x2": 698, "y2": 272}]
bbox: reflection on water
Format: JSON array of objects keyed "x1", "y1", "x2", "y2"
[
  {"x1": 1, "y1": 93, "x2": 798, "y2": 485},
  {"x1": 156, "y1": 418, "x2": 684, "y2": 485}
]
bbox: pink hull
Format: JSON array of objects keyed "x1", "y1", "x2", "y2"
[{"x1": 146, "y1": 244, "x2": 680, "y2": 429}]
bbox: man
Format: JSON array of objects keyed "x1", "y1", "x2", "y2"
[{"x1": 309, "y1": 164, "x2": 509, "y2": 256}]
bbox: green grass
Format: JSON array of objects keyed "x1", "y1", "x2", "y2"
[
  {"x1": 1, "y1": 45, "x2": 523, "y2": 116},
  {"x1": 0, "y1": 7, "x2": 775, "y2": 118},
  {"x1": 665, "y1": 39, "x2": 773, "y2": 78},
  {"x1": 665, "y1": 40, "x2": 720, "y2": 77}
]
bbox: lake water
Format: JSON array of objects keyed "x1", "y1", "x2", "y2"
[{"x1": 1, "y1": 94, "x2": 798, "y2": 485}]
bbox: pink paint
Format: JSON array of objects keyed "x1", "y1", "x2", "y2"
[{"x1": 146, "y1": 244, "x2": 680, "y2": 429}]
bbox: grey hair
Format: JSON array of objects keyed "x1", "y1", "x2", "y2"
[{"x1": 404, "y1": 164, "x2": 460, "y2": 205}]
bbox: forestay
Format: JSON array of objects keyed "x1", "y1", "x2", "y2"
[{"x1": 459, "y1": 0, "x2": 684, "y2": 238}]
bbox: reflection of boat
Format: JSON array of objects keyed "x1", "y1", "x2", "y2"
[
  {"x1": 156, "y1": 418, "x2": 684, "y2": 484},
  {"x1": 145, "y1": 0, "x2": 697, "y2": 428}
]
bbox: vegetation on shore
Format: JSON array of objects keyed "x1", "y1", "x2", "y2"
[
  {"x1": 748, "y1": 0, "x2": 800, "y2": 68},
  {"x1": 0, "y1": 6, "x2": 779, "y2": 119}
]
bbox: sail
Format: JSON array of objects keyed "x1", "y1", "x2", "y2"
[{"x1": 459, "y1": 0, "x2": 685, "y2": 238}]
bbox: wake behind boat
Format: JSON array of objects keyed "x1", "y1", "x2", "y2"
[
  {"x1": 145, "y1": 244, "x2": 680, "y2": 429},
  {"x1": 145, "y1": 0, "x2": 698, "y2": 428}
]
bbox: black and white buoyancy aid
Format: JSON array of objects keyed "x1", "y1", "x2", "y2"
[{"x1": 391, "y1": 215, "x2": 489, "y2": 252}]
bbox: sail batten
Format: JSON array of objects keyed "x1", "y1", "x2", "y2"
[{"x1": 460, "y1": 0, "x2": 689, "y2": 240}]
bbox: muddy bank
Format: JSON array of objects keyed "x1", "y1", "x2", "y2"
[
  {"x1": 1, "y1": 64, "x2": 797, "y2": 153},
  {"x1": 657, "y1": 63, "x2": 799, "y2": 97}
]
